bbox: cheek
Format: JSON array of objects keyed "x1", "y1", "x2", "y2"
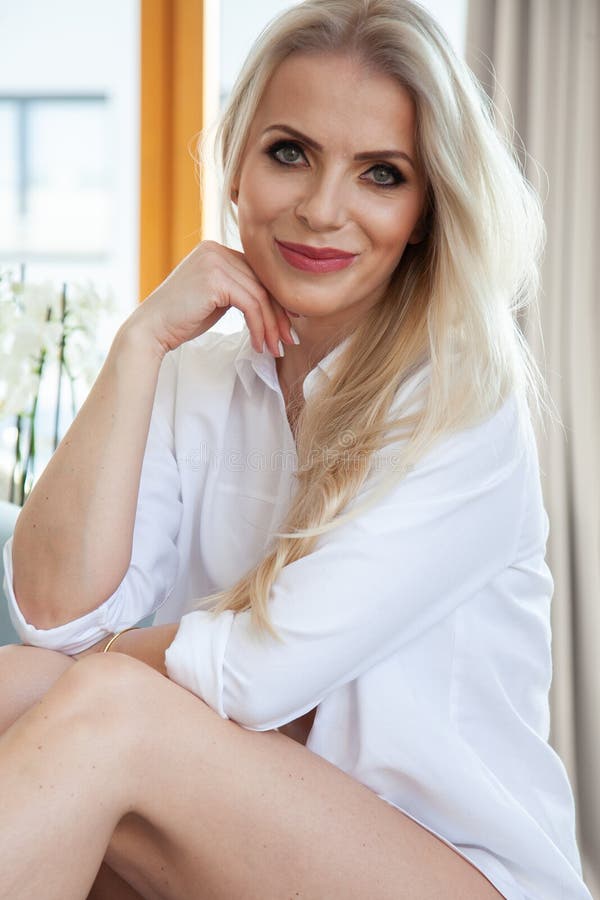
[
  {"x1": 367, "y1": 219, "x2": 409, "y2": 259},
  {"x1": 239, "y1": 165, "x2": 291, "y2": 225},
  {"x1": 362, "y1": 201, "x2": 420, "y2": 256},
  {"x1": 237, "y1": 204, "x2": 266, "y2": 261}
]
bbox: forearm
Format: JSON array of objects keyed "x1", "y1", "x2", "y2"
[
  {"x1": 11, "y1": 313, "x2": 166, "y2": 629},
  {"x1": 73, "y1": 624, "x2": 179, "y2": 677},
  {"x1": 78, "y1": 625, "x2": 314, "y2": 735}
]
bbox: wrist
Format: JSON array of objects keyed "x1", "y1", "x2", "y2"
[
  {"x1": 114, "y1": 306, "x2": 169, "y2": 364},
  {"x1": 99, "y1": 624, "x2": 179, "y2": 677},
  {"x1": 103, "y1": 626, "x2": 141, "y2": 653}
]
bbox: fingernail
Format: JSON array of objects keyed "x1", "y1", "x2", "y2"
[
  {"x1": 278, "y1": 339, "x2": 285, "y2": 357},
  {"x1": 261, "y1": 340, "x2": 266, "y2": 354},
  {"x1": 290, "y1": 326, "x2": 300, "y2": 345}
]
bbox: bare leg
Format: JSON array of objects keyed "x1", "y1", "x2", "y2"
[
  {"x1": 0, "y1": 651, "x2": 505, "y2": 900},
  {"x1": 0, "y1": 645, "x2": 142, "y2": 900},
  {"x1": 0, "y1": 644, "x2": 75, "y2": 732},
  {"x1": 0, "y1": 657, "x2": 130, "y2": 899}
]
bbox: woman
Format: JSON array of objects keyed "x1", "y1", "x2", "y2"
[{"x1": 0, "y1": 1, "x2": 592, "y2": 898}]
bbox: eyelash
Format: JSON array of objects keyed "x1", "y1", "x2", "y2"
[{"x1": 265, "y1": 139, "x2": 407, "y2": 188}]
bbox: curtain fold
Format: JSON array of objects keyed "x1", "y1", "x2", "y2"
[{"x1": 466, "y1": 1, "x2": 600, "y2": 895}]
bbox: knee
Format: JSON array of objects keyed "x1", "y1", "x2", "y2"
[
  {"x1": 0, "y1": 643, "x2": 76, "y2": 687},
  {"x1": 57, "y1": 652, "x2": 164, "y2": 731},
  {"x1": 0, "y1": 644, "x2": 76, "y2": 733},
  {"x1": 0, "y1": 642, "x2": 27, "y2": 666},
  {"x1": 0, "y1": 642, "x2": 71, "y2": 667},
  {"x1": 0, "y1": 641, "x2": 34, "y2": 661}
]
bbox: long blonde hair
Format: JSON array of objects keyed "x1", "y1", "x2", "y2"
[{"x1": 193, "y1": 0, "x2": 553, "y2": 641}]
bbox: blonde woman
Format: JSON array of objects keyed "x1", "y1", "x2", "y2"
[{"x1": 0, "y1": 1, "x2": 592, "y2": 898}]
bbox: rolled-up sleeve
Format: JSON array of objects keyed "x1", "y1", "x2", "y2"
[
  {"x1": 165, "y1": 392, "x2": 529, "y2": 731},
  {"x1": 2, "y1": 349, "x2": 183, "y2": 655}
]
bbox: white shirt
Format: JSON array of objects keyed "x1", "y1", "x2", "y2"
[{"x1": 3, "y1": 326, "x2": 591, "y2": 900}]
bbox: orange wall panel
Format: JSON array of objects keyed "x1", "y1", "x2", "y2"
[{"x1": 140, "y1": 0, "x2": 204, "y2": 301}]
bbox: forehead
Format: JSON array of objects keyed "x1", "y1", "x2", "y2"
[{"x1": 250, "y1": 52, "x2": 417, "y2": 153}]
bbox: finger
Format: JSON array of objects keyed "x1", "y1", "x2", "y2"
[
  {"x1": 268, "y1": 294, "x2": 297, "y2": 345},
  {"x1": 224, "y1": 254, "x2": 296, "y2": 347},
  {"x1": 197, "y1": 242, "x2": 258, "y2": 291},
  {"x1": 221, "y1": 264, "x2": 284, "y2": 357},
  {"x1": 212, "y1": 245, "x2": 295, "y2": 349},
  {"x1": 221, "y1": 271, "x2": 275, "y2": 355},
  {"x1": 216, "y1": 246, "x2": 265, "y2": 287}
]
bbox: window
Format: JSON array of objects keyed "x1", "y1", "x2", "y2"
[
  {"x1": 0, "y1": 0, "x2": 139, "y2": 312},
  {"x1": 0, "y1": 96, "x2": 111, "y2": 260}
]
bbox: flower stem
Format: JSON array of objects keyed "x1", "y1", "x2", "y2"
[
  {"x1": 20, "y1": 305, "x2": 53, "y2": 504},
  {"x1": 53, "y1": 283, "x2": 67, "y2": 451},
  {"x1": 63, "y1": 361, "x2": 78, "y2": 419},
  {"x1": 9, "y1": 415, "x2": 22, "y2": 504}
]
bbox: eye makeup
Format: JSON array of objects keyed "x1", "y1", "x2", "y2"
[{"x1": 264, "y1": 139, "x2": 407, "y2": 188}]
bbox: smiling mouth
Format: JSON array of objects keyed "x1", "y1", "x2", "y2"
[
  {"x1": 275, "y1": 239, "x2": 358, "y2": 274},
  {"x1": 276, "y1": 240, "x2": 357, "y2": 259}
]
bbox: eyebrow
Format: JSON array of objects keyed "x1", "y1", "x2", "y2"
[{"x1": 262, "y1": 123, "x2": 416, "y2": 170}]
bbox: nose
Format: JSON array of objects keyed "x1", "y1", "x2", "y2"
[{"x1": 294, "y1": 170, "x2": 347, "y2": 232}]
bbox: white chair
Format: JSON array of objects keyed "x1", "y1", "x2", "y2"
[{"x1": 0, "y1": 501, "x2": 21, "y2": 646}]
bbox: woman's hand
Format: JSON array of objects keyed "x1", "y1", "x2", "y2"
[
  {"x1": 130, "y1": 240, "x2": 296, "y2": 358},
  {"x1": 72, "y1": 624, "x2": 179, "y2": 677}
]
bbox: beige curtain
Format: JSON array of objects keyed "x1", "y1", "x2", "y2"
[{"x1": 465, "y1": 1, "x2": 600, "y2": 894}]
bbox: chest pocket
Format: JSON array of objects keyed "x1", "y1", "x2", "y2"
[{"x1": 199, "y1": 481, "x2": 284, "y2": 591}]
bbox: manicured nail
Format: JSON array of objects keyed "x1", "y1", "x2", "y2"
[
  {"x1": 290, "y1": 326, "x2": 300, "y2": 345},
  {"x1": 261, "y1": 340, "x2": 266, "y2": 354},
  {"x1": 278, "y1": 339, "x2": 285, "y2": 357}
]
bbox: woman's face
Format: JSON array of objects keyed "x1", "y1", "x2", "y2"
[{"x1": 233, "y1": 52, "x2": 428, "y2": 330}]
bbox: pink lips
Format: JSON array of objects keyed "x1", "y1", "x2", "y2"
[{"x1": 275, "y1": 239, "x2": 358, "y2": 274}]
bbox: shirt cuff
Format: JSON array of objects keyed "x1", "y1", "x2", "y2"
[
  {"x1": 2, "y1": 535, "x2": 114, "y2": 655},
  {"x1": 164, "y1": 608, "x2": 235, "y2": 719}
]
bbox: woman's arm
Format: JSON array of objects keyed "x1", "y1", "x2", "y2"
[
  {"x1": 73, "y1": 627, "x2": 317, "y2": 743},
  {"x1": 10, "y1": 240, "x2": 292, "y2": 634},
  {"x1": 73, "y1": 624, "x2": 319, "y2": 745},
  {"x1": 11, "y1": 318, "x2": 166, "y2": 630},
  {"x1": 72, "y1": 624, "x2": 179, "y2": 677}
]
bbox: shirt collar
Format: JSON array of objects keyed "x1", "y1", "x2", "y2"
[{"x1": 233, "y1": 326, "x2": 352, "y2": 401}]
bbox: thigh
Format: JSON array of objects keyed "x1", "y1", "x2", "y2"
[
  {"x1": 0, "y1": 645, "x2": 140, "y2": 899},
  {"x1": 73, "y1": 654, "x2": 505, "y2": 900},
  {"x1": 147, "y1": 728, "x2": 504, "y2": 900}
]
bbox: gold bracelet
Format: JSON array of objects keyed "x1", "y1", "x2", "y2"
[{"x1": 103, "y1": 626, "x2": 141, "y2": 653}]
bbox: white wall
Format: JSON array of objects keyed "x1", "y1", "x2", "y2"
[
  {"x1": 419, "y1": 0, "x2": 467, "y2": 57},
  {"x1": 219, "y1": 0, "x2": 467, "y2": 96}
]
